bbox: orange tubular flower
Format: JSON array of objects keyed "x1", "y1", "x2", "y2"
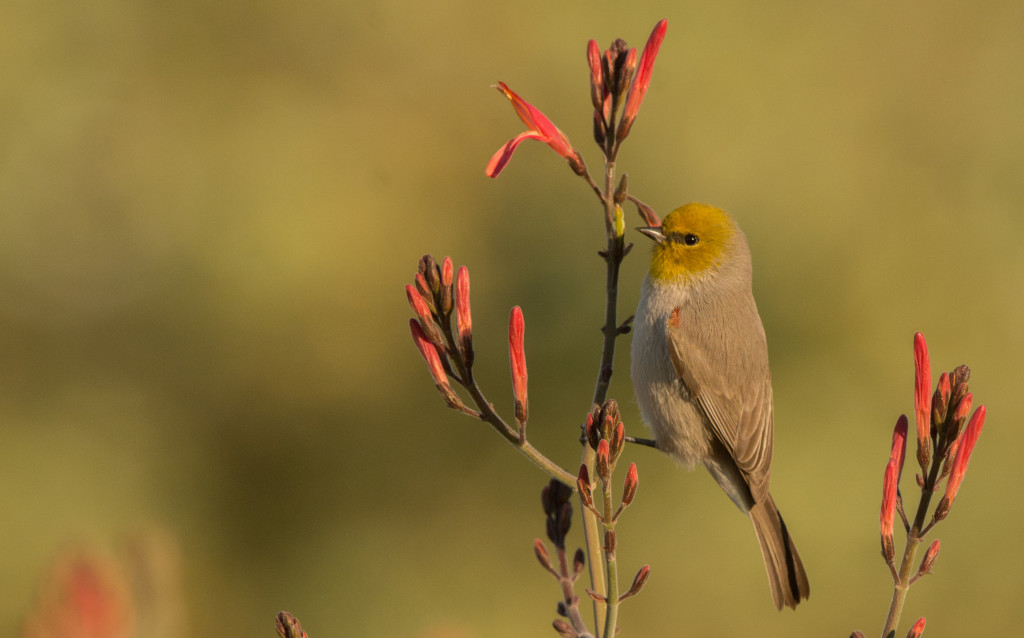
[{"x1": 486, "y1": 82, "x2": 579, "y2": 177}]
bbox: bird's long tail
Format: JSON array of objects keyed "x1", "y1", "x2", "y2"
[{"x1": 748, "y1": 494, "x2": 810, "y2": 610}]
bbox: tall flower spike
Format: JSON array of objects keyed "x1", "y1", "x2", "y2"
[
  {"x1": 509, "y1": 306, "x2": 528, "y2": 427},
  {"x1": 486, "y1": 82, "x2": 581, "y2": 177},
  {"x1": 935, "y1": 405, "x2": 985, "y2": 520},
  {"x1": 618, "y1": 19, "x2": 668, "y2": 140},
  {"x1": 455, "y1": 266, "x2": 473, "y2": 367},
  {"x1": 913, "y1": 333, "x2": 932, "y2": 469}
]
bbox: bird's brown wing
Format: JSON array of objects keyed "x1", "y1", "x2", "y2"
[{"x1": 664, "y1": 304, "x2": 774, "y2": 502}]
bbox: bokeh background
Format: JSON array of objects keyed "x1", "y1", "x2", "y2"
[{"x1": 3, "y1": 0, "x2": 1022, "y2": 636}]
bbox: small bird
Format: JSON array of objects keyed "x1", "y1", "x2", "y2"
[{"x1": 630, "y1": 202, "x2": 810, "y2": 610}]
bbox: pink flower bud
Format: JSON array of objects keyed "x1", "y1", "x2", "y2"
[
  {"x1": 880, "y1": 458, "x2": 899, "y2": 563},
  {"x1": 918, "y1": 539, "x2": 940, "y2": 576},
  {"x1": 439, "y1": 256, "x2": 454, "y2": 314},
  {"x1": 508, "y1": 306, "x2": 528, "y2": 424},
  {"x1": 455, "y1": 266, "x2": 473, "y2": 366},
  {"x1": 891, "y1": 414, "x2": 908, "y2": 481},
  {"x1": 907, "y1": 616, "x2": 926, "y2": 638},
  {"x1": 405, "y1": 284, "x2": 443, "y2": 347},
  {"x1": 410, "y1": 319, "x2": 448, "y2": 388},
  {"x1": 619, "y1": 19, "x2": 668, "y2": 139},
  {"x1": 913, "y1": 332, "x2": 932, "y2": 468},
  {"x1": 587, "y1": 39, "x2": 604, "y2": 111},
  {"x1": 940, "y1": 405, "x2": 985, "y2": 517}
]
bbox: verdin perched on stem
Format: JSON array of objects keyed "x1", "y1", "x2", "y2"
[{"x1": 630, "y1": 202, "x2": 810, "y2": 610}]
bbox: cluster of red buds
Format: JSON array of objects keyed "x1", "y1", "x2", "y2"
[
  {"x1": 880, "y1": 333, "x2": 986, "y2": 562},
  {"x1": 276, "y1": 612, "x2": 309, "y2": 638},
  {"x1": 868, "y1": 332, "x2": 987, "y2": 638},
  {"x1": 407, "y1": 254, "x2": 537, "y2": 448},
  {"x1": 587, "y1": 20, "x2": 666, "y2": 159}
]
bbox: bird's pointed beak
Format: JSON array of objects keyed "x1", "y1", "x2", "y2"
[{"x1": 637, "y1": 226, "x2": 665, "y2": 244}]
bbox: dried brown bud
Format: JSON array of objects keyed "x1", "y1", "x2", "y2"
[
  {"x1": 614, "y1": 173, "x2": 629, "y2": 205},
  {"x1": 419, "y1": 255, "x2": 440, "y2": 293},
  {"x1": 620, "y1": 564, "x2": 651, "y2": 601},
  {"x1": 572, "y1": 548, "x2": 586, "y2": 580},
  {"x1": 577, "y1": 464, "x2": 594, "y2": 510},
  {"x1": 552, "y1": 618, "x2": 576, "y2": 638},
  {"x1": 276, "y1": 612, "x2": 308, "y2": 638}
]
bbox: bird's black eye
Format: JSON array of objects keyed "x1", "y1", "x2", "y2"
[{"x1": 682, "y1": 233, "x2": 699, "y2": 246}]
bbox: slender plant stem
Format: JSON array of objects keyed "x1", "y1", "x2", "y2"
[
  {"x1": 557, "y1": 547, "x2": 596, "y2": 638},
  {"x1": 601, "y1": 476, "x2": 620, "y2": 638},
  {"x1": 579, "y1": 156, "x2": 627, "y2": 637},
  {"x1": 444, "y1": 320, "x2": 577, "y2": 486},
  {"x1": 881, "y1": 456, "x2": 943, "y2": 636}
]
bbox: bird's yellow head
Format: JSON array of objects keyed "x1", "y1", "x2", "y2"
[{"x1": 641, "y1": 203, "x2": 738, "y2": 281}]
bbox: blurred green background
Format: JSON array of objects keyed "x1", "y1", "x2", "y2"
[{"x1": 2, "y1": 0, "x2": 1022, "y2": 635}]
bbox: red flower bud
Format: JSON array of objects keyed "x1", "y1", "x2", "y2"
[
  {"x1": 508, "y1": 306, "x2": 528, "y2": 425},
  {"x1": 622, "y1": 462, "x2": 638, "y2": 507},
  {"x1": 619, "y1": 19, "x2": 667, "y2": 139},
  {"x1": 439, "y1": 256, "x2": 454, "y2": 314},
  {"x1": 587, "y1": 39, "x2": 604, "y2": 111},
  {"x1": 406, "y1": 284, "x2": 443, "y2": 347},
  {"x1": 455, "y1": 266, "x2": 473, "y2": 366},
  {"x1": 913, "y1": 332, "x2": 932, "y2": 468},
  {"x1": 939, "y1": 405, "x2": 985, "y2": 518},
  {"x1": 891, "y1": 414, "x2": 908, "y2": 482},
  {"x1": 918, "y1": 539, "x2": 940, "y2": 576},
  {"x1": 410, "y1": 319, "x2": 448, "y2": 388},
  {"x1": 907, "y1": 616, "x2": 926, "y2": 638},
  {"x1": 880, "y1": 458, "x2": 899, "y2": 563}
]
